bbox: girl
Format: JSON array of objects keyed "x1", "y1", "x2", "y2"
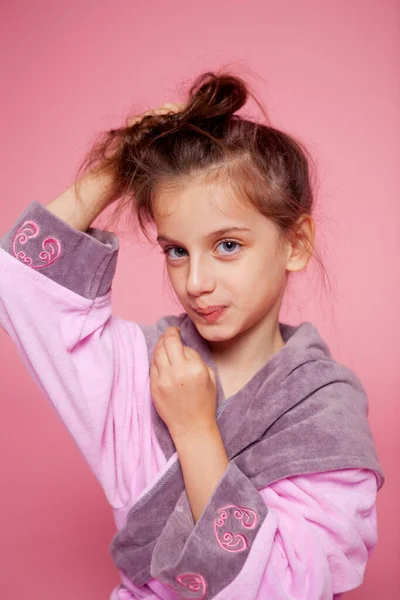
[{"x1": 0, "y1": 71, "x2": 384, "y2": 600}]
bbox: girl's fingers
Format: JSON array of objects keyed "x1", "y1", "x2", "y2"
[
  {"x1": 152, "y1": 342, "x2": 170, "y2": 371},
  {"x1": 162, "y1": 328, "x2": 186, "y2": 365},
  {"x1": 160, "y1": 102, "x2": 186, "y2": 112},
  {"x1": 128, "y1": 102, "x2": 186, "y2": 127}
]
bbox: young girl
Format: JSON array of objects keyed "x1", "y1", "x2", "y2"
[{"x1": 0, "y1": 71, "x2": 384, "y2": 600}]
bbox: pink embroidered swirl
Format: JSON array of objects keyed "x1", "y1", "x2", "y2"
[
  {"x1": 165, "y1": 573, "x2": 207, "y2": 600},
  {"x1": 214, "y1": 504, "x2": 258, "y2": 553},
  {"x1": 12, "y1": 220, "x2": 61, "y2": 269}
]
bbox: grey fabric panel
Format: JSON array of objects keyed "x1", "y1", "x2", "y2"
[{"x1": 0, "y1": 200, "x2": 119, "y2": 299}]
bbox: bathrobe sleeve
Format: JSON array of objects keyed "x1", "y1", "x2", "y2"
[
  {"x1": 150, "y1": 463, "x2": 378, "y2": 600},
  {"x1": 0, "y1": 200, "x2": 150, "y2": 509}
]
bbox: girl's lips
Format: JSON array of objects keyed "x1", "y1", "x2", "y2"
[{"x1": 195, "y1": 306, "x2": 227, "y2": 323}]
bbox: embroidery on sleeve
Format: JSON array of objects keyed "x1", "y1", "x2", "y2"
[
  {"x1": 167, "y1": 573, "x2": 207, "y2": 600},
  {"x1": 12, "y1": 220, "x2": 62, "y2": 269},
  {"x1": 214, "y1": 504, "x2": 258, "y2": 553}
]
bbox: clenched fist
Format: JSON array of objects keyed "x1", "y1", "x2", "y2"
[{"x1": 150, "y1": 326, "x2": 218, "y2": 441}]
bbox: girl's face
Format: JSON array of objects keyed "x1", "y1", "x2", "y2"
[{"x1": 153, "y1": 179, "x2": 294, "y2": 344}]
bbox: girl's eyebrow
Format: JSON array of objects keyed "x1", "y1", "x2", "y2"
[{"x1": 157, "y1": 226, "x2": 252, "y2": 244}]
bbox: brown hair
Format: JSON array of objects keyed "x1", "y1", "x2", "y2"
[{"x1": 74, "y1": 69, "x2": 328, "y2": 289}]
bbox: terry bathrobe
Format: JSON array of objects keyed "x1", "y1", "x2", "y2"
[{"x1": 0, "y1": 200, "x2": 384, "y2": 600}]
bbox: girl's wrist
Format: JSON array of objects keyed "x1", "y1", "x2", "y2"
[
  {"x1": 172, "y1": 419, "x2": 220, "y2": 449},
  {"x1": 46, "y1": 167, "x2": 117, "y2": 232},
  {"x1": 74, "y1": 166, "x2": 118, "y2": 213}
]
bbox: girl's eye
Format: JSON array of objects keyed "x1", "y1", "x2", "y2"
[
  {"x1": 164, "y1": 247, "x2": 188, "y2": 260},
  {"x1": 216, "y1": 240, "x2": 241, "y2": 256}
]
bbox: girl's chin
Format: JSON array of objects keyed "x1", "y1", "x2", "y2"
[{"x1": 194, "y1": 321, "x2": 236, "y2": 342}]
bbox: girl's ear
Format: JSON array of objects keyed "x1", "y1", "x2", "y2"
[{"x1": 285, "y1": 215, "x2": 315, "y2": 273}]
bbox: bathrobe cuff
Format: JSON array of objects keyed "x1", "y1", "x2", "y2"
[
  {"x1": 0, "y1": 200, "x2": 119, "y2": 299},
  {"x1": 150, "y1": 461, "x2": 269, "y2": 599}
]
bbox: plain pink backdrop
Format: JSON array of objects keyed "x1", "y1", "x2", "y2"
[{"x1": 0, "y1": 1, "x2": 399, "y2": 598}]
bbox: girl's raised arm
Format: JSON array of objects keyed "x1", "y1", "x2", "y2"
[
  {"x1": 0, "y1": 175, "x2": 154, "y2": 511},
  {"x1": 0, "y1": 102, "x2": 185, "y2": 512}
]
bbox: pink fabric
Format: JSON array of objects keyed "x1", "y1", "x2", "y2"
[{"x1": 0, "y1": 246, "x2": 378, "y2": 599}]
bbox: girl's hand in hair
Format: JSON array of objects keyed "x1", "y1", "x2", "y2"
[{"x1": 127, "y1": 102, "x2": 186, "y2": 127}]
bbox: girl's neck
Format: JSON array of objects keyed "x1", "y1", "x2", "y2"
[{"x1": 208, "y1": 312, "x2": 285, "y2": 378}]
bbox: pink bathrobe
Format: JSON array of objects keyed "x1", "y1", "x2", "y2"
[{"x1": 0, "y1": 200, "x2": 381, "y2": 599}]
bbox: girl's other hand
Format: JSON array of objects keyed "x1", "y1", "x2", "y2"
[
  {"x1": 150, "y1": 326, "x2": 217, "y2": 441},
  {"x1": 127, "y1": 102, "x2": 186, "y2": 127}
]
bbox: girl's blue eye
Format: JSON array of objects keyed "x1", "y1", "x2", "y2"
[
  {"x1": 164, "y1": 247, "x2": 188, "y2": 259},
  {"x1": 216, "y1": 240, "x2": 241, "y2": 255}
]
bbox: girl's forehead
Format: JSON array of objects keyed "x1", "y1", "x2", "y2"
[
  {"x1": 153, "y1": 181, "x2": 278, "y2": 244},
  {"x1": 153, "y1": 180, "x2": 256, "y2": 223}
]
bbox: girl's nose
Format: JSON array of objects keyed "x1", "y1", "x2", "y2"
[{"x1": 185, "y1": 257, "x2": 215, "y2": 297}]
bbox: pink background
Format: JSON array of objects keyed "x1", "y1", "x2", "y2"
[{"x1": 0, "y1": 1, "x2": 399, "y2": 598}]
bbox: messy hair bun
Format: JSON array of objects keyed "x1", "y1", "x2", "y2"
[
  {"x1": 183, "y1": 71, "x2": 248, "y2": 120},
  {"x1": 124, "y1": 71, "x2": 250, "y2": 150}
]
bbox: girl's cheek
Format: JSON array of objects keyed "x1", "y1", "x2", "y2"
[{"x1": 168, "y1": 270, "x2": 186, "y2": 290}]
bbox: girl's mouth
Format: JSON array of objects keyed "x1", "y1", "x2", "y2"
[{"x1": 195, "y1": 307, "x2": 227, "y2": 323}]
